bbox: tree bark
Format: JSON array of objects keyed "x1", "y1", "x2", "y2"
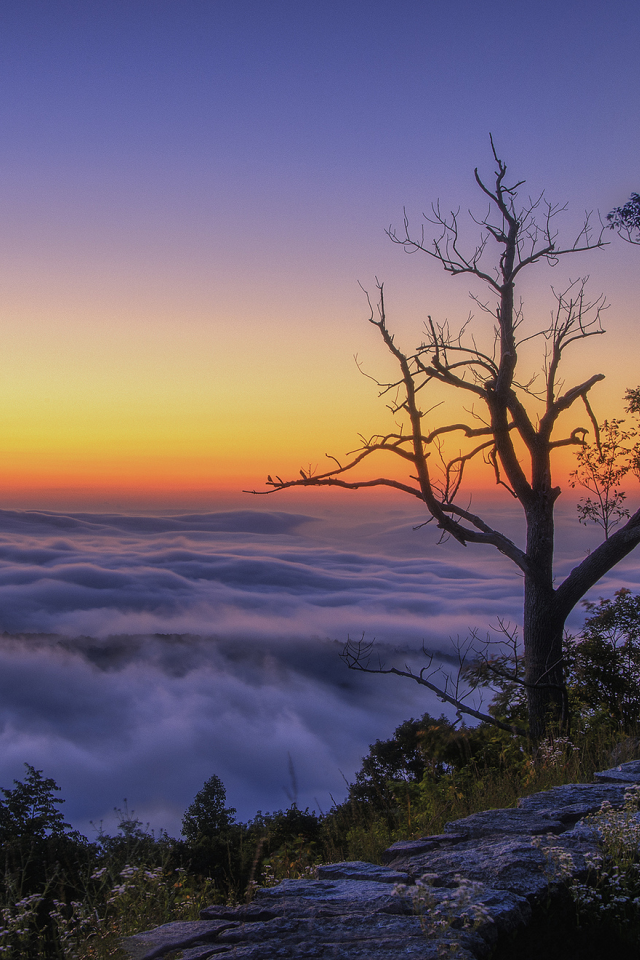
[
  {"x1": 522, "y1": 491, "x2": 564, "y2": 735},
  {"x1": 523, "y1": 583, "x2": 566, "y2": 737}
]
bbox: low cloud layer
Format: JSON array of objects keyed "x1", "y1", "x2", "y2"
[{"x1": 0, "y1": 505, "x2": 637, "y2": 836}]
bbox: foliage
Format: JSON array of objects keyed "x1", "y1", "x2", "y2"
[
  {"x1": 250, "y1": 807, "x2": 323, "y2": 890},
  {"x1": 564, "y1": 589, "x2": 640, "y2": 729},
  {"x1": 608, "y1": 193, "x2": 640, "y2": 243},
  {"x1": 94, "y1": 803, "x2": 174, "y2": 877},
  {"x1": 626, "y1": 386, "x2": 640, "y2": 418},
  {"x1": 181, "y1": 774, "x2": 236, "y2": 843},
  {"x1": 346, "y1": 713, "x2": 453, "y2": 813},
  {"x1": 0, "y1": 768, "x2": 215, "y2": 959},
  {"x1": 569, "y1": 419, "x2": 635, "y2": 539},
  {"x1": 54, "y1": 863, "x2": 212, "y2": 960},
  {"x1": 0, "y1": 862, "x2": 211, "y2": 960},
  {"x1": 625, "y1": 386, "x2": 640, "y2": 475},
  {"x1": 540, "y1": 785, "x2": 640, "y2": 948},
  {"x1": 321, "y1": 714, "x2": 621, "y2": 862},
  {"x1": 0, "y1": 765, "x2": 71, "y2": 843},
  {"x1": 176, "y1": 775, "x2": 247, "y2": 894}
]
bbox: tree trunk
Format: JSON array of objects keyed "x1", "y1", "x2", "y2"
[
  {"x1": 523, "y1": 580, "x2": 566, "y2": 738},
  {"x1": 524, "y1": 497, "x2": 566, "y2": 738}
]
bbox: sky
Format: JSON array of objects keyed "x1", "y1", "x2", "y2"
[
  {"x1": 0, "y1": 0, "x2": 638, "y2": 506},
  {"x1": 0, "y1": 0, "x2": 639, "y2": 834}
]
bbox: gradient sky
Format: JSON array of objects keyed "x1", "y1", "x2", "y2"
[{"x1": 0, "y1": 0, "x2": 639, "y2": 508}]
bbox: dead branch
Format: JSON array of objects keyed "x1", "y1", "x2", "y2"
[{"x1": 341, "y1": 637, "x2": 526, "y2": 736}]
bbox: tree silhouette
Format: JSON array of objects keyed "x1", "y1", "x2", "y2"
[
  {"x1": 181, "y1": 774, "x2": 236, "y2": 843},
  {"x1": 249, "y1": 142, "x2": 640, "y2": 737},
  {"x1": 608, "y1": 194, "x2": 640, "y2": 244}
]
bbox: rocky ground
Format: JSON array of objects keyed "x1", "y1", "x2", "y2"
[{"x1": 121, "y1": 760, "x2": 640, "y2": 960}]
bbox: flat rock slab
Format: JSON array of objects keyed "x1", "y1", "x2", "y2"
[
  {"x1": 516, "y1": 781, "x2": 627, "y2": 811},
  {"x1": 240, "y1": 877, "x2": 416, "y2": 918},
  {"x1": 200, "y1": 902, "x2": 281, "y2": 923},
  {"x1": 120, "y1": 769, "x2": 640, "y2": 960},
  {"x1": 122, "y1": 920, "x2": 237, "y2": 960},
  {"x1": 387, "y1": 833, "x2": 552, "y2": 898},
  {"x1": 381, "y1": 834, "x2": 468, "y2": 864},
  {"x1": 174, "y1": 948, "x2": 227, "y2": 960},
  {"x1": 316, "y1": 861, "x2": 412, "y2": 884},
  {"x1": 595, "y1": 759, "x2": 640, "y2": 783},
  {"x1": 517, "y1": 782, "x2": 627, "y2": 821},
  {"x1": 443, "y1": 808, "x2": 564, "y2": 838}
]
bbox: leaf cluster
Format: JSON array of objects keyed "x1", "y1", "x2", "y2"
[
  {"x1": 565, "y1": 589, "x2": 640, "y2": 730},
  {"x1": 608, "y1": 194, "x2": 640, "y2": 244}
]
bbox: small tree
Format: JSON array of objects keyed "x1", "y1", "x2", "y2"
[
  {"x1": 180, "y1": 775, "x2": 243, "y2": 892},
  {"x1": 0, "y1": 765, "x2": 70, "y2": 843},
  {"x1": 608, "y1": 194, "x2": 640, "y2": 244},
  {"x1": 569, "y1": 418, "x2": 635, "y2": 539},
  {"x1": 250, "y1": 143, "x2": 640, "y2": 737},
  {"x1": 347, "y1": 714, "x2": 446, "y2": 813},
  {"x1": 181, "y1": 775, "x2": 236, "y2": 844},
  {"x1": 626, "y1": 386, "x2": 640, "y2": 477}
]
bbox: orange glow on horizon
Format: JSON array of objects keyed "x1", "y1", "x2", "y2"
[
  {"x1": 0, "y1": 202, "x2": 636, "y2": 512},
  {"x1": 0, "y1": 431, "x2": 622, "y2": 514}
]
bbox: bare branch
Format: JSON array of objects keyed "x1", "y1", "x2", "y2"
[
  {"x1": 244, "y1": 476, "x2": 425, "y2": 499},
  {"x1": 341, "y1": 637, "x2": 526, "y2": 736},
  {"x1": 555, "y1": 507, "x2": 640, "y2": 622}
]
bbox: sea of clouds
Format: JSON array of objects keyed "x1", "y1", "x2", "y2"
[{"x1": 0, "y1": 503, "x2": 638, "y2": 838}]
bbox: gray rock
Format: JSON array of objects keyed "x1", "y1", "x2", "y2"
[
  {"x1": 249, "y1": 877, "x2": 415, "y2": 917},
  {"x1": 595, "y1": 758, "x2": 640, "y2": 783},
  {"x1": 200, "y1": 902, "x2": 280, "y2": 922},
  {"x1": 174, "y1": 948, "x2": 231, "y2": 960},
  {"x1": 121, "y1": 920, "x2": 237, "y2": 960},
  {"x1": 315, "y1": 861, "x2": 412, "y2": 884},
  {"x1": 381, "y1": 833, "x2": 468, "y2": 864},
  {"x1": 442, "y1": 808, "x2": 564, "y2": 838},
  {"x1": 516, "y1": 782, "x2": 626, "y2": 821},
  {"x1": 120, "y1": 767, "x2": 633, "y2": 960},
  {"x1": 211, "y1": 913, "x2": 466, "y2": 959},
  {"x1": 388, "y1": 834, "x2": 552, "y2": 899}
]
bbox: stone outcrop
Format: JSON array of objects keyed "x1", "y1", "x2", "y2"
[{"x1": 121, "y1": 760, "x2": 640, "y2": 960}]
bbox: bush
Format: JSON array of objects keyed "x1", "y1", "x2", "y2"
[{"x1": 565, "y1": 589, "x2": 640, "y2": 730}]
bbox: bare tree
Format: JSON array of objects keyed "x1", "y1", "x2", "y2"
[{"x1": 248, "y1": 142, "x2": 640, "y2": 738}]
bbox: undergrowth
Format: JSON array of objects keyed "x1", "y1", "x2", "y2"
[{"x1": 0, "y1": 721, "x2": 638, "y2": 959}]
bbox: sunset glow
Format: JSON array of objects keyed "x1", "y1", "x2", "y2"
[{"x1": 0, "y1": 1, "x2": 638, "y2": 509}]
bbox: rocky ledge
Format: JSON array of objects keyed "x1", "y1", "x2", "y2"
[{"x1": 121, "y1": 759, "x2": 640, "y2": 960}]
